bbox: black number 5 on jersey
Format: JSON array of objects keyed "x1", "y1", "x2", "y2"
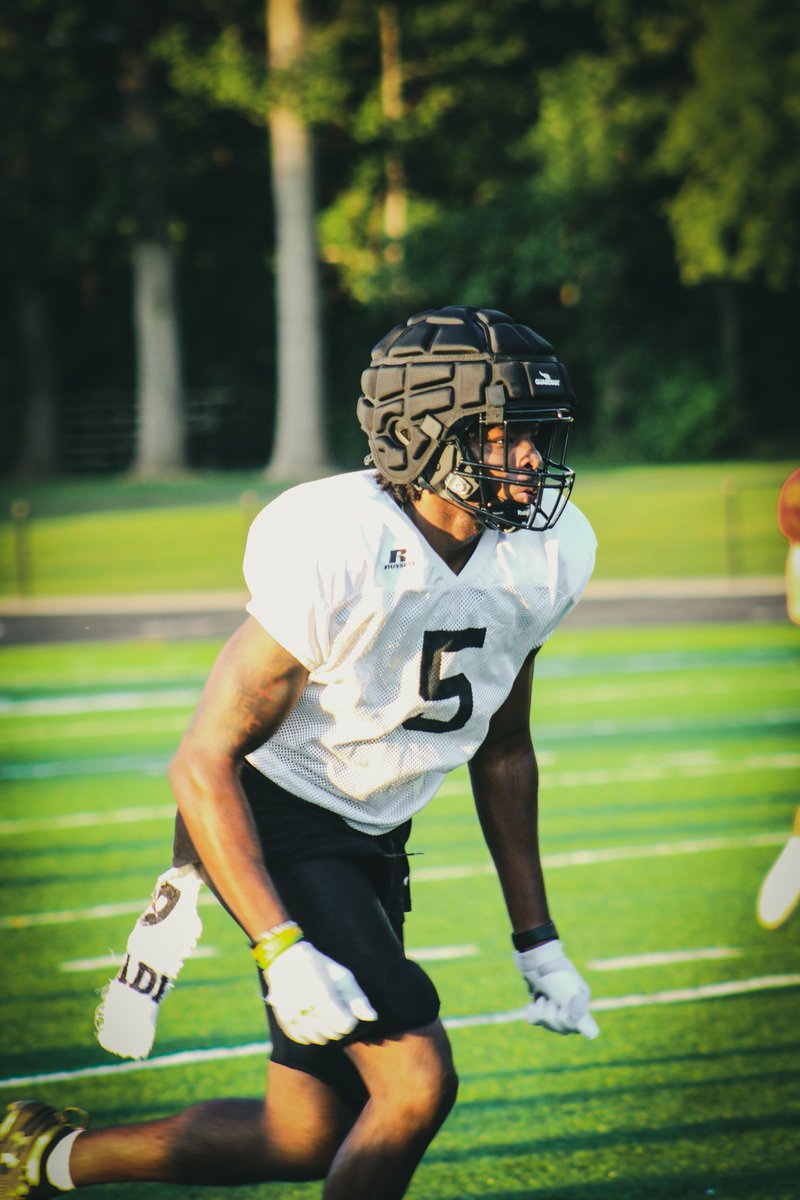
[{"x1": 402, "y1": 628, "x2": 487, "y2": 733}]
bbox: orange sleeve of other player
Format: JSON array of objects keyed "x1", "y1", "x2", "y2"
[{"x1": 777, "y1": 468, "x2": 800, "y2": 625}]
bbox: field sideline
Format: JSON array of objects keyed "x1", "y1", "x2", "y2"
[
  {"x1": 1, "y1": 619, "x2": 799, "y2": 1199},
  {"x1": 0, "y1": 461, "x2": 793, "y2": 597}
]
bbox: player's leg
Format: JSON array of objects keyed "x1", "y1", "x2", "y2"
[
  {"x1": 263, "y1": 854, "x2": 457, "y2": 1199},
  {"x1": 321, "y1": 1018, "x2": 458, "y2": 1200},
  {"x1": 1, "y1": 1063, "x2": 356, "y2": 1196},
  {"x1": 757, "y1": 805, "x2": 800, "y2": 929},
  {"x1": 71, "y1": 1061, "x2": 354, "y2": 1186}
]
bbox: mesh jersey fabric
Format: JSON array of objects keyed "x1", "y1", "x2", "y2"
[{"x1": 244, "y1": 470, "x2": 596, "y2": 834}]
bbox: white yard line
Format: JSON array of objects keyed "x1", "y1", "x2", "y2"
[
  {"x1": 3, "y1": 751, "x2": 799, "y2": 835},
  {"x1": 4, "y1": 674, "x2": 796, "y2": 716},
  {"x1": 60, "y1": 947, "x2": 219, "y2": 973},
  {"x1": 0, "y1": 893, "x2": 221, "y2": 930},
  {"x1": 1, "y1": 973, "x2": 798, "y2": 1090},
  {"x1": 544, "y1": 676, "x2": 800, "y2": 705},
  {"x1": 538, "y1": 709, "x2": 800, "y2": 741},
  {"x1": 0, "y1": 832, "x2": 786, "y2": 930},
  {"x1": 588, "y1": 947, "x2": 742, "y2": 971},
  {"x1": 0, "y1": 690, "x2": 200, "y2": 717},
  {"x1": 413, "y1": 832, "x2": 785, "y2": 882},
  {"x1": 2, "y1": 709, "x2": 798, "y2": 780},
  {"x1": 0, "y1": 805, "x2": 175, "y2": 835},
  {"x1": 444, "y1": 975, "x2": 800, "y2": 1030},
  {"x1": 58, "y1": 945, "x2": 471, "y2": 973},
  {"x1": 0, "y1": 755, "x2": 170, "y2": 782},
  {"x1": 2, "y1": 715, "x2": 188, "y2": 746},
  {"x1": 437, "y1": 751, "x2": 800, "y2": 795},
  {"x1": 411, "y1": 944, "x2": 478, "y2": 962}
]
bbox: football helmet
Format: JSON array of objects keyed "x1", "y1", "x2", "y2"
[{"x1": 357, "y1": 306, "x2": 576, "y2": 532}]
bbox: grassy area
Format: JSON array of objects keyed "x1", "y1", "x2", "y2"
[
  {"x1": 1, "y1": 622, "x2": 799, "y2": 1198},
  {"x1": 0, "y1": 461, "x2": 794, "y2": 597}
]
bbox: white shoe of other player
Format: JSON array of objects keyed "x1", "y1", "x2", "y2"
[{"x1": 757, "y1": 810, "x2": 800, "y2": 930}]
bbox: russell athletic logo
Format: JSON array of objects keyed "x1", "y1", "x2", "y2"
[{"x1": 385, "y1": 548, "x2": 408, "y2": 570}]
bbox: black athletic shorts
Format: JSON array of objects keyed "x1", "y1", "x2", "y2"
[{"x1": 172, "y1": 763, "x2": 441, "y2": 1110}]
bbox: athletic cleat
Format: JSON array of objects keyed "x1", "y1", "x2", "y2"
[{"x1": 0, "y1": 1101, "x2": 87, "y2": 1199}]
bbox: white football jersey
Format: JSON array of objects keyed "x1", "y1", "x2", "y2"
[{"x1": 244, "y1": 471, "x2": 596, "y2": 833}]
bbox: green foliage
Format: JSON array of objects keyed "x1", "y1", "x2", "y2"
[
  {"x1": 153, "y1": 25, "x2": 270, "y2": 123},
  {"x1": 2, "y1": 0, "x2": 799, "y2": 472},
  {"x1": 529, "y1": 52, "x2": 663, "y2": 192},
  {"x1": 315, "y1": 0, "x2": 799, "y2": 457},
  {"x1": 589, "y1": 346, "x2": 737, "y2": 463},
  {"x1": 658, "y1": 0, "x2": 800, "y2": 288}
]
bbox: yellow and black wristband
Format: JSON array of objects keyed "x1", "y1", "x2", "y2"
[{"x1": 252, "y1": 921, "x2": 305, "y2": 971}]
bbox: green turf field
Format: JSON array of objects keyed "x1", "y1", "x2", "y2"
[
  {"x1": 1, "y1": 621, "x2": 799, "y2": 1199},
  {"x1": 0, "y1": 461, "x2": 794, "y2": 596}
]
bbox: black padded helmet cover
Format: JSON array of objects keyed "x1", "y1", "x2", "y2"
[{"x1": 357, "y1": 306, "x2": 576, "y2": 486}]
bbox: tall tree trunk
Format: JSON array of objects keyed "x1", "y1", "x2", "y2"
[
  {"x1": 378, "y1": 4, "x2": 407, "y2": 255},
  {"x1": 265, "y1": 0, "x2": 332, "y2": 480},
  {"x1": 130, "y1": 239, "x2": 185, "y2": 475},
  {"x1": 15, "y1": 273, "x2": 59, "y2": 476},
  {"x1": 122, "y1": 48, "x2": 186, "y2": 476}
]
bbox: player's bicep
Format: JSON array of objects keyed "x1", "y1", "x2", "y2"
[
  {"x1": 475, "y1": 648, "x2": 538, "y2": 761},
  {"x1": 181, "y1": 616, "x2": 309, "y2": 761}
]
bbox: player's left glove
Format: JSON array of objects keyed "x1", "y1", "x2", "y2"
[
  {"x1": 263, "y1": 941, "x2": 377, "y2": 1046},
  {"x1": 253, "y1": 921, "x2": 378, "y2": 1046},
  {"x1": 514, "y1": 939, "x2": 599, "y2": 1040}
]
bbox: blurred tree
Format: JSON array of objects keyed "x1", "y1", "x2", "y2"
[
  {"x1": 156, "y1": 0, "x2": 342, "y2": 477},
  {"x1": 657, "y1": 0, "x2": 800, "y2": 435},
  {"x1": 2, "y1": 0, "x2": 796, "y2": 476},
  {"x1": 378, "y1": 4, "x2": 407, "y2": 249},
  {"x1": 265, "y1": 0, "x2": 331, "y2": 478},
  {"x1": 120, "y1": 30, "x2": 186, "y2": 476},
  {"x1": 0, "y1": 0, "x2": 86, "y2": 475},
  {"x1": 319, "y1": 0, "x2": 798, "y2": 460},
  {"x1": 658, "y1": 0, "x2": 799, "y2": 291},
  {"x1": 0, "y1": 3, "x2": 190, "y2": 476}
]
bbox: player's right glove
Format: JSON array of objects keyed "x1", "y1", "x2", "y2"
[
  {"x1": 257, "y1": 928, "x2": 377, "y2": 1046},
  {"x1": 514, "y1": 939, "x2": 599, "y2": 1040}
]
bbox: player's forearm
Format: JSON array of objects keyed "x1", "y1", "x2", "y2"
[
  {"x1": 469, "y1": 741, "x2": 551, "y2": 930},
  {"x1": 168, "y1": 751, "x2": 289, "y2": 940}
]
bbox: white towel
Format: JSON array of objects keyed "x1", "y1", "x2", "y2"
[{"x1": 95, "y1": 864, "x2": 204, "y2": 1059}]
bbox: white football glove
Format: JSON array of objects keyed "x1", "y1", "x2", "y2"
[
  {"x1": 514, "y1": 939, "x2": 599, "y2": 1040},
  {"x1": 263, "y1": 941, "x2": 378, "y2": 1045}
]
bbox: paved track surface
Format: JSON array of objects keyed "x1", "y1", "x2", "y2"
[{"x1": 0, "y1": 580, "x2": 788, "y2": 645}]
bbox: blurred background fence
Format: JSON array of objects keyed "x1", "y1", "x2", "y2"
[{"x1": 56, "y1": 388, "x2": 272, "y2": 474}]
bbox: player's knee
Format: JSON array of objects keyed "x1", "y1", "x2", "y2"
[
  {"x1": 424, "y1": 1052, "x2": 459, "y2": 1123},
  {"x1": 366, "y1": 1018, "x2": 458, "y2": 1132},
  {"x1": 371, "y1": 960, "x2": 456, "y2": 1124},
  {"x1": 388, "y1": 1044, "x2": 458, "y2": 1132}
]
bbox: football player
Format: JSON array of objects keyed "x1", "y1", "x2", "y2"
[
  {"x1": 756, "y1": 466, "x2": 800, "y2": 930},
  {"x1": 1, "y1": 307, "x2": 599, "y2": 1200}
]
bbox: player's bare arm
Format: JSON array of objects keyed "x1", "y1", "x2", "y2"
[
  {"x1": 170, "y1": 617, "x2": 378, "y2": 1048},
  {"x1": 468, "y1": 648, "x2": 551, "y2": 930},
  {"x1": 168, "y1": 616, "x2": 309, "y2": 941},
  {"x1": 471, "y1": 646, "x2": 599, "y2": 1041}
]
